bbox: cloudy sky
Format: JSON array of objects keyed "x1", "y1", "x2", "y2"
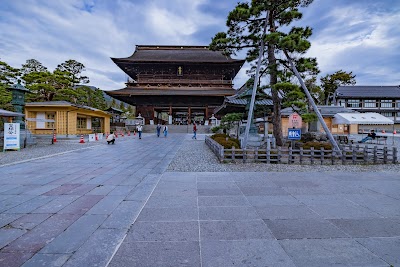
[{"x1": 1, "y1": 0, "x2": 399, "y2": 91}]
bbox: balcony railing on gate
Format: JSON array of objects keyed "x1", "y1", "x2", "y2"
[{"x1": 205, "y1": 136, "x2": 398, "y2": 165}]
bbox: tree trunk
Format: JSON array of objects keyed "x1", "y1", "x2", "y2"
[{"x1": 268, "y1": 44, "x2": 284, "y2": 146}]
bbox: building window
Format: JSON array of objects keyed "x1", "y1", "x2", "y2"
[
  {"x1": 347, "y1": 99, "x2": 361, "y2": 108},
  {"x1": 380, "y1": 100, "x2": 393, "y2": 108},
  {"x1": 396, "y1": 100, "x2": 400, "y2": 108},
  {"x1": 46, "y1": 113, "x2": 55, "y2": 129},
  {"x1": 381, "y1": 112, "x2": 394, "y2": 117},
  {"x1": 77, "y1": 117, "x2": 86, "y2": 129},
  {"x1": 364, "y1": 100, "x2": 376, "y2": 108}
]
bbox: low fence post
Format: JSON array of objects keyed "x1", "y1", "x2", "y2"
[
  {"x1": 220, "y1": 146, "x2": 224, "y2": 162},
  {"x1": 255, "y1": 147, "x2": 258, "y2": 162},
  {"x1": 266, "y1": 147, "x2": 271, "y2": 164},
  {"x1": 320, "y1": 147, "x2": 324, "y2": 165},
  {"x1": 373, "y1": 146, "x2": 378, "y2": 164},
  {"x1": 383, "y1": 146, "x2": 388, "y2": 164},
  {"x1": 352, "y1": 146, "x2": 356, "y2": 164},
  {"x1": 243, "y1": 148, "x2": 246, "y2": 163},
  {"x1": 278, "y1": 147, "x2": 282, "y2": 164},
  {"x1": 363, "y1": 146, "x2": 368, "y2": 164},
  {"x1": 331, "y1": 149, "x2": 335, "y2": 165},
  {"x1": 310, "y1": 147, "x2": 314, "y2": 165},
  {"x1": 341, "y1": 146, "x2": 346, "y2": 165},
  {"x1": 393, "y1": 147, "x2": 398, "y2": 164},
  {"x1": 288, "y1": 147, "x2": 293, "y2": 164},
  {"x1": 232, "y1": 146, "x2": 236, "y2": 162},
  {"x1": 300, "y1": 147, "x2": 303, "y2": 165}
]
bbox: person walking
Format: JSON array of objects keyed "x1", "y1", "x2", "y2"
[
  {"x1": 163, "y1": 125, "x2": 168, "y2": 138},
  {"x1": 156, "y1": 123, "x2": 161, "y2": 137},
  {"x1": 192, "y1": 123, "x2": 197, "y2": 140},
  {"x1": 137, "y1": 124, "x2": 143, "y2": 139}
]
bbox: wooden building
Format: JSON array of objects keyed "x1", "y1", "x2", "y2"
[
  {"x1": 106, "y1": 45, "x2": 245, "y2": 125},
  {"x1": 25, "y1": 101, "x2": 111, "y2": 135},
  {"x1": 280, "y1": 106, "x2": 356, "y2": 135}
]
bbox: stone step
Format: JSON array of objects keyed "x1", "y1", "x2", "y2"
[{"x1": 129, "y1": 125, "x2": 213, "y2": 134}]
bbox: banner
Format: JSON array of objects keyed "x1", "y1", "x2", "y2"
[{"x1": 4, "y1": 123, "x2": 20, "y2": 151}]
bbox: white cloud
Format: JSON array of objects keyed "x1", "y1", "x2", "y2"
[
  {"x1": 306, "y1": 4, "x2": 400, "y2": 85},
  {"x1": 0, "y1": 0, "x2": 398, "y2": 91}
]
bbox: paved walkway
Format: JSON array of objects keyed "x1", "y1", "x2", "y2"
[{"x1": 0, "y1": 134, "x2": 399, "y2": 266}]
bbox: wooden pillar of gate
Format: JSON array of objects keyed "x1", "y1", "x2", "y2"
[
  {"x1": 169, "y1": 105, "x2": 173, "y2": 125},
  {"x1": 188, "y1": 106, "x2": 192, "y2": 124}
]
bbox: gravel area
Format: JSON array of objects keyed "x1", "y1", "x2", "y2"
[
  {"x1": 167, "y1": 135, "x2": 400, "y2": 172},
  {"x1": 0, "y1": 138, "x2": 101, "y2": 166}
]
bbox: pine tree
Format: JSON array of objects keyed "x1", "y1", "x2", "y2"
[{"x1": 210, "y1": 0, "x2": 318, "y2": 145}]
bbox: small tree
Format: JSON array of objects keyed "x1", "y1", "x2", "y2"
[
  {"x1": 321, "y1": 70, "x2": 356, "y2": 104},
  {"x1": 56, "y1": 59, "x2": 89, "y2": 86},
  {"x1": 221, "y1": 113, "x2": 243, "y2": 137},
  {"x1": 0, "y1": 61, "x2": 19, "y2": 110},
  {"x1": 21, "y1": 59, "x2": 47, "y2": 75}
]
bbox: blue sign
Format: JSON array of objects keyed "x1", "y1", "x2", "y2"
[{"x1": 288, "y1": 128, "x2": 301, "y2": 140}]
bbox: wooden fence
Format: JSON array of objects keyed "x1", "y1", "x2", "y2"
[{"x1": 205, "y1": 136, "x2": 398, "y2": 165}]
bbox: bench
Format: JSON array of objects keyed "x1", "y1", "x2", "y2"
[
  {"x1": 337, "y1": 135, "x2": 353, "y2": 144},
  {"x1": 366, "y1": 135, "x2": 387, "y2": 145}
]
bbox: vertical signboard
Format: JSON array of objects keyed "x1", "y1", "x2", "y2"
[
  {"x1": 288, "y1": 112, "x2": 302, "y2": 129},
  {"x1": 4, "y1": 123, "x2": 20, "y2": 151}
]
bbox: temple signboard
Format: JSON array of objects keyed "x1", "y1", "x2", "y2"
[
  {"x1": 4, "y1": 123, "x2": 20, "y2": 151},
  {"x1": 288, "y1": 112, "x2": 302, "y2": 129}
]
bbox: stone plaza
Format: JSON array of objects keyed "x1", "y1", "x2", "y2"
[{"x1": 0, "y1": 134, "x2": 399, "y2": 266}]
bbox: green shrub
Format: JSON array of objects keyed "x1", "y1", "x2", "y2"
[
  {"x1": 213, "y1": 137, "x2": 227, "y2": 144},
  {"x1": 301, "y1": 132, "x2": 315, "y2": 142},
  {"x1": 211, "y1": 133, "x2": 228, "y2": 140},
  {"x1": 211, "y1": 126, "x2": 221, "y2": 133},
  {"x1": 211, "y1": 133, "x2": 240, "y2": 148},
  {"x1": 220, "y1": 140, "x2": 240, "y2": 149},
  {"x1": 302, "y1": 141, "x2": 332, "y2": 150}
]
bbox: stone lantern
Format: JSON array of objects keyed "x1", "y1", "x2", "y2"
[{"x1": 7, "y1": 80, "x2": 30, "y2": 129}]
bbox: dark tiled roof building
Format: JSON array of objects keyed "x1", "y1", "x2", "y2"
[
  {"x1": 106, "y1": 45, "x2": 245, "y2": 124},
  {"x1": 334, "y1": 86, "x2": 400, "y2": 123}
]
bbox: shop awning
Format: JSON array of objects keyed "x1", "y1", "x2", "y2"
[{"x1": 332, "y1": 112, "x2": 394, "y2": 125}]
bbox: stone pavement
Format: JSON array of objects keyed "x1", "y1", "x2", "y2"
[{"x1": 0, "y1": 134, "x2": 399, "y2": 266}]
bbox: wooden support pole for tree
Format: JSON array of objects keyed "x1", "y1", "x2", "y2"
[
  {"x1": 242, "y1": 11, "x2": 269, "y2": 148},
  {"x1": 283, "y1": 50, "x2": 341, "y2": 156}
]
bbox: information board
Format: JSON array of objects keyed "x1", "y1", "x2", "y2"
[
  {"x1": 4, "y1": 123, "x2": 20, "y2": 151},
  {"x1": 288, "y1": 128, "x2": 301, "y2": 140}
]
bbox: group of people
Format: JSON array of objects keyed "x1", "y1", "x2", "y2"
[
  {"x1": 107, "y1": 123, "x2": 198, "y2": 144},
  {"x1": 156, "y1": 124, "x2": 169, "y2": 138}
]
